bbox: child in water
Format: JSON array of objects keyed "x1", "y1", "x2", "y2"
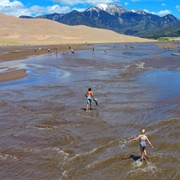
[
  {"x1": 129, "y1": 129, "x2": 154, "y2": 161},
  {"x1": 85, "y1": 88, "x2": 94, "y2": 111}
]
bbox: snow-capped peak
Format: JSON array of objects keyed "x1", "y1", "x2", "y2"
[
  {"x1": 85, "y1": 6, "x2": 101, "y2": 13},
  {"x1": 132, "y1": 10, "x2": 148, "y2": 15},
  {"x1": 97, "y1": 4, "x2": 129, "y2": 16},
  {"x1": 97, "y1": 4, "x2": 108, "y2": 11}
]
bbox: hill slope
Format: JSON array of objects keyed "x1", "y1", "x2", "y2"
[{"x1": 0, "y1": 13, "x2": 154, "y2": 45}]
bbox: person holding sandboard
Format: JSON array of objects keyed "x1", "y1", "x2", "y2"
[{"x1": 85, "y1": 88, "x2": 94, "y2": 111}]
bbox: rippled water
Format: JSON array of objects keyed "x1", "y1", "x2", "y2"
[{"x1": 0, "y1": 42, "x2": 180, "y2": 179}]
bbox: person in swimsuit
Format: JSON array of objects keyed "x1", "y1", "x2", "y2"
[
  {"x1": 129, "y1": 129, "x2": 154, "y2": 160},
  {"x1": 85, "y1": 88, "x2": 94, "y2": 111}
]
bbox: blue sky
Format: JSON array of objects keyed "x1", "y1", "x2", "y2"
[{"x1": 0, "y1": 0, "x2": 180, "y2": 19}]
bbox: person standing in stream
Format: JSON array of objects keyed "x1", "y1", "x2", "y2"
[
  {"x1": 85, "y1": 88, "x2": 94, "y2": 111},
  {"x1": 129, "y1": 129, "x2": 154, "y2": 161}
]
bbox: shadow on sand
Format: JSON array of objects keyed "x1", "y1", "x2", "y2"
[
  {"x1": 122, "y1": 155, "x2": 141, "y2": 161},
  {"x1": 81, "y1": 108, "x2": 96, "y2": 111}
]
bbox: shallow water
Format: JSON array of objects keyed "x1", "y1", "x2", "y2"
[{"x1": 0, "y1": 42, "x2": 180, "y2": 179}]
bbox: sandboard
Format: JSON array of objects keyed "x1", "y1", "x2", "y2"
[{"x1": 93, "y1": 98, "x2": 99, "y2": 106}]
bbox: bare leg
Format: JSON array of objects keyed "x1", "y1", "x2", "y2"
[
  {"x1": 140, "y1": 147, "x2": 145, "y2": 160},
  {"x1": 144, "y1": 149, "x2": 149, "y2": 159},
  {"x1": 86, "y1": 104, "x2": 89, "y2": 111},
  {"x1": 90, "y1": 103, "x2": 92, "y2": 110}
]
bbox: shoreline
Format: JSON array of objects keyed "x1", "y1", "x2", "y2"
[
  {"x1": 0, "y1": 43, "x2": 90, "y2": 61},
  {"x1": 2, "y1": 41, "x2": 179, "y2": 62},
  {"x1": 0, "y1": 41, "x2": 180, "y2": 83},
  {"x1": 0, "y1": 43, "x2": 90, "y2": 82}
]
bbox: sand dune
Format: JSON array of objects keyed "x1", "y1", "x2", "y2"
[{"x1": 0, "y1": 13, "x2": 155, "y2": 45}]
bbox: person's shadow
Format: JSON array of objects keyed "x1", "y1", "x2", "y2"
[
  {"x1": 122, "y1": 155, "x2": 141, "y2": 161},
  {"x1": 81, "y1": 108, "x2": 87, "y2": 111},
  {"x1": 81, "y1": 108, "x2": 96, "y2": 111}
]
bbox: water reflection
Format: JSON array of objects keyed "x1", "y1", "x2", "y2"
[{"x1": 138, "y1": 68, "x2": 180, "y2": 99}]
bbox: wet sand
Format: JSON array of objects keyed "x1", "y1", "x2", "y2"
[
  {"x1": 0, "y1": 69, "x2": 27, "y2": 82},
  {"x1": 0, "y1": 42, "x2": 180, "y2": 83},
  {"x1": 0, "y1": 43, "x2": 89, "y2": 82},
  {"x1": 0, "y1": 42, "x2": 180, "y2": 179}
]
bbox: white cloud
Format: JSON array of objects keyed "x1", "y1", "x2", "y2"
[
  {"x1": 144, "y1": 9, "x2": 171, "y2": 16},
  {"x1": 53, "y1": 0, "x2": 119, "y2": 6},
  {"x1": 176, "y1": 5, "x2": 180, "y2": 11},
  {"x1": 147, "y1": 9, "x2": 171, "y2": 17},
  {"x1": 0, "y1": 0, "x2": 71, "y2": 17},
  {"x1": 143, "y1": 9, "x2": 149, "y2": 13},
  {"x1": 53, "y1": 0, "x2": 79, "y2": 6},
  {"x1": 0, "y1": 0, "x2": 26, "y2": 16},
  {"x1": 156, "y1": 10, "x2": 171, "y2": 16},
  {"x1": 161, "y1": 3, "x2": 166, "y2": 7},
  {"x1": 124, "y1": 2, "x2": 129, "y2": 6},
  {"x1": 28, "y1": 5, "x2": 71, "y2": 16},
  {"x1": 0, "y1": 0, "x2": 22, "y2": 7},
  {"x1": 73, "y1": 7, "x2": 87, "y2": 12}
]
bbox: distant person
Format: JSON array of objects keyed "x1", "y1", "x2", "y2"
[
  {"x1": 55, "y1": 47, "x2": 58, "y2": 54},
  {"x1": 48, "y1": 48, "x2": 51, "y2": 53},
  {"x1": 129, "y1": 129, "x2": 154, "y2": 161},
  {"x1": 92, "y1": 47, "x2": 95, "y2": 54},
  {"x1": 71, "y1": 49, "x2": 76, "y2": 54},
  {"x1": 85, "y1": 88, "x2": 94, "y2": 111},
  {"x1": 92, "y1": 44, "x2": 94, "y2": 53}
]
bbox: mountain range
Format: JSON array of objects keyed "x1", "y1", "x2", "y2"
[{"x1": 20, "y1": 4, "x2": 180, "y2": 38}]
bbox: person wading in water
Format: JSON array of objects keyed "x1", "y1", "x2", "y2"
[
  {"x1": 85, "y1": 88, "x2": 94, "y2": 111},
  {"x1": 129, "y1": 129, "x2": 154, "y2": 161}
]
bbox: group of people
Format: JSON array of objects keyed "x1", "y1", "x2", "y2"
[{"x1": 85, "y1": 87, "x2": 154, "y2": 162}]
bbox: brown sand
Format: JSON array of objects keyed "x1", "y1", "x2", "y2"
[
  {"x1": 156, "y1": 42, "x2": 180, "y2": 49},
  {"x1": 0, "y1": 44, "x2": 88, "y2": 61},
  {"x1": 0, "y1": 69, "x2": 27, "y2": 82},
  {"x1": 0, "y1": 43, "x2": 90, "y2": 82},
  {"x1": 1, "y1": 41, "x2": 179, "y2": 83},
  {"x1": 1, "y1": 41, "x2": 180, "y2": 83},
  {"x1": 0, "y1": 13, "x2": 155, "y2": 46}
]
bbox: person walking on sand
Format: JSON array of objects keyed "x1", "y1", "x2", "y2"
[
  {"x1": 85, "y1": 88, "x2": 94, "y2": 111},
  {"x1": 129, "y1": 129, "x2": 154, "y2": 161}
]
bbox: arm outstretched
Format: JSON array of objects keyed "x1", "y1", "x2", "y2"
[
  {"x1": 146, "y1": 137, "x2": 154, "y2": 148},
  {"x1": 129, "y1": 135, "x2": 141, "y2": 142}
]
